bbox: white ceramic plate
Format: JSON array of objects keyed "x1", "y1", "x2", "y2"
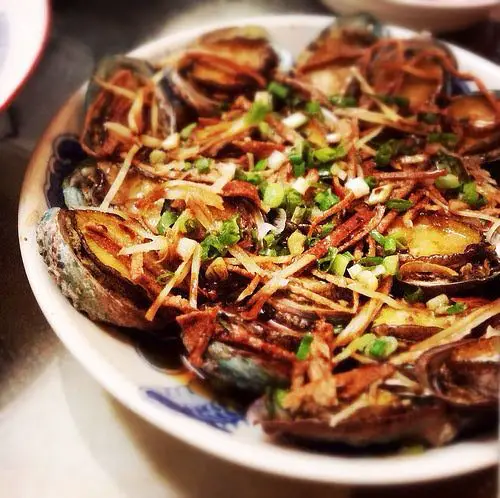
[
  {"x1": 18, "y1": 15, "x2": 499, "y2": 485},
  {"x1": 321, "y1": 0, "x2": 499, "y2": 33},
  {"x1": 0, "y1": 0, "x2": 50, "y2": 110}
]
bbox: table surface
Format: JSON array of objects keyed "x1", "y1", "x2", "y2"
[{"x1": 1, "y1": 1, "x2": 499, "y2": 497}]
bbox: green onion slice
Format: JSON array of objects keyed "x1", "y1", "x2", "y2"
[{"x1": 296, "y1": 333, "x2": 314, "y2": 360}]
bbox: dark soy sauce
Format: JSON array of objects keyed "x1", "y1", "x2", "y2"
[
  {"x1": 134, "y1": 334, "x2": 186, "y2": 373},
  {"x1": 101, "y1": 323, "x2": 188, "y2": 374}
]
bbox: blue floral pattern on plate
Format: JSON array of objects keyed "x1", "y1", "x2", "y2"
[
  {"x1": 142, "y1": 386, "x2": 246, "y2": 432},
  {"x1": 44, "y1": 133, "x2": 87, "y2": 208}
]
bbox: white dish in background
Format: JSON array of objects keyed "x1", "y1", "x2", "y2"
[
  {"x1": 321, "y1": 0, "x2": 499, "y2": 33},
  {"x1": 0, "y1": 0, "x2": 50, "y2": 110},
  {"x1": 18, "y1": 15, "x2": 499, "y2": 486}
]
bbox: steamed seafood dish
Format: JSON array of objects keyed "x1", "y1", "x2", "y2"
[{"x1": 38, "y1": 16, "x2": 500, "y2": 451}]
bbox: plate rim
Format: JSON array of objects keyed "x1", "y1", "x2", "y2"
[
  {"x1": 18, "y1": 14, "x2": 499, "y2": 486},
  {"x1": 388, "y1": 0, "x2": 498, "y2": 8},
  {"x1": 388, "y1": 0, "x2": 498, "y2": 9},
  {"x1": 0, "y1": 0, "x2": 51, "y2": 111}
]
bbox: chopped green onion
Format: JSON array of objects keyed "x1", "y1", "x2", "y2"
[
  {"x1": 348, "y1": 263, "x2": 363, "y2": 279},
  {"x1": 385, "y1": 199, "x2": 414, "y2": 212},
  {"x1": 329, "y1": 95, "x2": 357, "y2": 107},
  {"x1": 359, "y1": 256, "x2": 384, "y2": 266},
  {"x1": 364, "y1": 176, "x2": 377, "y2": 190},
  {"x1": 446, "y1": 302, "x2": 466, "y2": 315},
  {"x1": 314, "y1": 188, "x2": 339, "y2": 211},
  {"x1": 331, "y1": 163, "x2": 347, "y2": 180},
  {"x1": 435, "y1": 173, "x2": 460, "y2": 190},
  {"x1": 388, "y1": 230, "x2": 407, "y2": 250},
  {"x1": 235, "y1": 168, "x2": 246, "y2": 181},
  {"x1": 181, "y1": 218, "x2": 198, "y2": 234},
  {"x1": 263, "y1": 183, "x2": 286, "y2": 208},
  {"x1": 200, "y1": 216, "x2": 241, "y2": 260},
  {"x1": 245, "y1": 101, "x2": 270, "y2": 125},
  {"x1": 351, "y1": 333, "x2": 377, "y2": 353},
  {"x1": 258, "y1": 121, "x2": 271, "y2": 137},
  {"x1": 149, "y1": 149, "x2": 167, "y2": 165},
  {"x1": 260, "y1": 232, "x2": 279, "y2": 257},
  {"x1": 320, "y1": 222, "x2": 335, "y2": 237},
  {"x1": 369, "y1": 340, "x2": 387, "y2": 358},
  {"x1": 462, "y1": 181, "x2": 487, "y2": 209},
  {"x1": 288, "y1": 154, "x2": 303, "y2": 165},
  {"x1": 426, "y1": 293, "x2": 449, "y2": 312},
  {"x1": 236, "y1": 167, "x2": 263, "y2": 185},
  {"x1": 294, "y1": 140, "x2": 308, "y2": 158},
  {"x1": 356, "y1": 270, "x2": 378, "y2": 290},
  {"x1": 175, "y1": 211, "x2": 199, "y2": 234},
  {"x1": 263, "y1": 233, "x2": 277, "y2": 247},
  {"x1": 254, "y1": 90, "x2": 272, "y2": 108},
  {"x1": 383, "y1": 255, "x2": 399, "y2": 276},
  {"x1": 292, "y1": 161, "x2": 306, "y2": 178},
  {"x1": 194, "y1": 157, "x2": 211, "y2": 174},
  {"x1": 369, "y1": 336, "x2": 398, "y2": 359},
  {"x1": 370, "y1": 230, "x2": 386, "y2": 245},
  {"x1": 245, "y1": 171, "x2": 263, "y2": 185},
  {"x1": 314, "y1": 145, "x2": 347, "y2": 163},
  {"x1": 429, "y1": 132, "x2": 458, "y2": 148},
  {"x1": 289, "y1": 142, "x2": 311, "y2": 176},
  {"x1": 200, "y1": 235, "x2": 225, "y2": 260},
  {"x1": 375, "y1": 139, "x2": 400, "y2": 167},
  {"x1": 180, "y1": 122, "x2": 197, "y2": 139},
  {"x1": 288, "y1": 151, "x2": 306, "y2": 178},
  {"x1": 284, "y1": 188, "x2": 303, "y2": 215},
  {"x1": 296, "y1": 333, "x2": 314, "y2": 360},
  {"x1": 268, "y1": 81, "x2": 290, "y2": 100},
  {"x1": 383, "y1": 237, "x2": 397, "y2": 255},
  {"x1": 371, "y1": 264, "x2": 387, "y2": 277},
  {"x1": 288, "y1": 230, "x2": 307, "y2": 255},
  {"x1": 333, "y1": 252, "x2": 351, "y2": 276},
  {"x1": 250, "y1": 228, "x2": 259, "y2": 244},
  {"x1": 157, "y1": 209, "x2": 178, "y2": 234},
  {"x1": 370, "y1": 231, "x2": 400, "y2": 256},
  {"x1": 318, "y1": 247, "x2": 339, "y2": 272},
  {"x1": 274, "y1": 388, "x2": 288, "y2": 408},
  {"x1": 260, "y1": 247, "x2": 277, "y2": 257},
  {"x1": 306, "y1": 147, "x2": 315, "y2": 168},
  {"x1": 254, "y1": 158, "x2": 268, "y2": 171},
  {"x1": 266, "y1": 387, "x2": 288, "y2": 416},
  {"x1": 218, "y1": 217, "x2": 241, "y2": 246},
  {"x1": 236, "y1": 168, "x2": 262, "y2": 185},
  {"x1": 291, "y1": 206, "x2": 309, "y2": 224},
  {"x1": 258, "y1": 180, "x2": 268, "y2": 197},
  {"x1": 305, "y1": 101, "x2": 321, "y2": 115}
]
